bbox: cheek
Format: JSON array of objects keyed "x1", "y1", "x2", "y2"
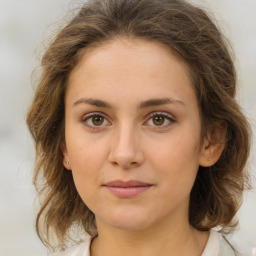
[
  {"x1": 68, "y1": 144, "x2": 102, "y2": 211},
  {"x1": 148, "y1": 128, "x2": 201, "y2": 187},
  {"x1": 65, "y1": 128, "x2": 107, "y2": 195},
  {"x1": 152, "y1": 133, "x2": 200, "y2": 166},
  {"x1": 66, "y1": 123, "x2": 108, "y2": 165}
]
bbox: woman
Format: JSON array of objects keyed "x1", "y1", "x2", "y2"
[{"x1": 26, "y1": 0, "x2": 253, "y2": 255}]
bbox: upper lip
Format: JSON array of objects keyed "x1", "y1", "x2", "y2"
[{"x1": 104, "y1": 180, "x2": 152, "y2": 187}]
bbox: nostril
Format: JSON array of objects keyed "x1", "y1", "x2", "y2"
[
  {"x1": 108, "y1": 142, "x2": 145, "y2": 169},
  {"x1": 110, "y1": 160, "x2": 139, "y2": 169},
  {"x1": 111, "y1": 161, "x2": 118, "y2": 166}
]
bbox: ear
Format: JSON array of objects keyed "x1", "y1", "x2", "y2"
[
  {"x1": 199, "y1": 122, "x2": 227, "y2": 167},
  {"x1": 61, "y1": 143, "x2": 71, "y2": 170}
]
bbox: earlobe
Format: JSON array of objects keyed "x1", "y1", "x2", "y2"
[
  {"x1": 63, "y1": 159, "x2": 71, "y2": 170},
  {"x1": 199, "y1": 123, "x2": 227, "y2": 167},
  {"x1": 61, "y1": 143, "x2": 71, "y2": 170}
]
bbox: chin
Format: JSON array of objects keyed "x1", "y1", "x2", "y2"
[
  {"x1": 100, "y1": 206, "x2": 156, "y2": 231},
  {"x1": 109, "y1": 218, "x2": 152, "y2": 231}
]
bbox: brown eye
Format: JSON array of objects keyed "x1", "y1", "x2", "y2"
[
  {"x1": 152, "y1": 116, "x2": 165, "y2": 126},
  {"x1": 92, "y1": 115, "x2": 104, "y2": 126},
  {"x1": 82, "y1": 113, "x2": 111, "y2": 128},
  {"x1": 144, "y1": 112, "x2": 175, "y2": 129}
]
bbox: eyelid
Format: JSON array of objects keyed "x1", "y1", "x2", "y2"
[
  {"x1": 81, "y1": 111, "x2": 175, "y2": 129},
  {"x1": 144, "y1": 111, "x2": 176, "y2": 128},
  {"x1": 81, "y1": 111, "x2": 111, "y2": 128},
  {"x1": 147, "y1": 111, "x2": 175, "y2": 120}
]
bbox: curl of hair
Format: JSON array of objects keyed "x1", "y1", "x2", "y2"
[{"x1": 26, "y1": 0, "x2": 251, "y2": 250}]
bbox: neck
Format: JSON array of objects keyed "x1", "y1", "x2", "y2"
[{"x1": 91, "y1": 213, "x2": 209, "y2": 256}]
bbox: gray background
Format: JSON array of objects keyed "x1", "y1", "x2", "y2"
[{"x1": 0, "y1": 0, "x2": 255, "y2": 255}]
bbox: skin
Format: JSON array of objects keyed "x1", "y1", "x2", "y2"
[{"x1": 63, "y1": 38, "x2": 225, "y2": 256}]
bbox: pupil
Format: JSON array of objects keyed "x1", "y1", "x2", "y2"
[
  {"x1": 92, "y1": 116, "x2": 104, "y2": 125},
  {"x1": 153, "y1": 116, "x2": 164, "y2": 125}
]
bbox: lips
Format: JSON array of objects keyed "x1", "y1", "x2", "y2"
[
  {"x1": 105, "y1": 180, "x2": 151, "y2": 187},
  {"x1": 103, "y1": 180, "x2": 153, "y2": 198}
]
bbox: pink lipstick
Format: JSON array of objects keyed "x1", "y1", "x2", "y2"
[{"x1": 103, "y1": 180, "x2": 153, "y2": 198}]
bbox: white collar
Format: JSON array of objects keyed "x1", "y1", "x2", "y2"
[{"x1": 201, "y1": 230, "x2": 220, "y2": 256}]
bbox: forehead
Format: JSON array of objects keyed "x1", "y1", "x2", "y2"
[
  {"x1": 71, "y1": 37, "x2": 190, "y2": 79},
  {"x1": 67, "y1": 38, "x2": 196, "y2": 108}
]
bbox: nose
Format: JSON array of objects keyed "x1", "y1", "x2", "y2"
[{"x1": 108, "y1": 124, "x2": 145, "y2": 169}]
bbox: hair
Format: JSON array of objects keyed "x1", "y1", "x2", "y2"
[{"x1": 26, "y1": 0, "x2": 251, "y2": 250}]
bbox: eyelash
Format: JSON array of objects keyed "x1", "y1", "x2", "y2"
[
  {"x1": 145, "y1": 112, "x2": 176, "y2": 129},
  {"x1": 81, "y1": 111, "x2": 175, "y2": 130},
  {"x1": 81, "y1": 112, "x2": 110, "y2": 129}
]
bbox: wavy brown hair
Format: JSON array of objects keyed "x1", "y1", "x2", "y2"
[{"x1": 26, "y1": 0, "x2": 251, "y2": 250}]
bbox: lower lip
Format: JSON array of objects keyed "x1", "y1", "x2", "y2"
[{"x1": 104, "y1": 186, "x2": 152, "y2": 198}]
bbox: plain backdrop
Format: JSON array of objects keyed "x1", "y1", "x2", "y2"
[{"x1": 0, "y1": 0, "x2": 255, "y2": 255}]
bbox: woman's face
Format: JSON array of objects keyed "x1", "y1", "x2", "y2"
[{"x1": 64, "y1": 38, "x2": 208, "y2": 231}]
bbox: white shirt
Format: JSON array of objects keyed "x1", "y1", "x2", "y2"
[{"x1": 53, "y1": 230, "x2": 255, "y2": 256}]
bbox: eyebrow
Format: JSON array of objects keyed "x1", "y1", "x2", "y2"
[
  {"x1": 73, "y1": 97, "x2": 185, "y2": 108},
  {"x1": 73, "y1": 98, "x2": 112, "y2": 108},
  {"x1": 139, "y1": 98, "x2": 185, "y2": 108}
]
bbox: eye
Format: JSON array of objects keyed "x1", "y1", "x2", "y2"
[
  {"x1": 82, "y1": 113, "x2": 111, "y2": 128},
  {"x1": 145, "y1": 112, "x2": 175, "y2": 128}
]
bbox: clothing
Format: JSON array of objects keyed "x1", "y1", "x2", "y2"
[{"x1": 53, "y1": 230, "x2": 255, "y2": 256}]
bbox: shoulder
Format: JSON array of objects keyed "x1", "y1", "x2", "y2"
[
  {"x1": 52, "y1": 238, "x2": 91, "y2": 256},
  {"x1": 219, "y1": 232, "x2": 255, "y2": 256},
  {"x1": 218, "y1": 234, "x2": 237, "y2": 256},
  {"x1": 202, "y1": 230, "x2": 255, "y2": 256}
]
